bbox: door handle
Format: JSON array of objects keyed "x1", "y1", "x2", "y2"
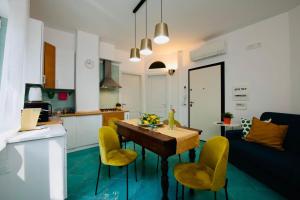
[{"x1": 189, "y1": 101, "x2": 194, "y2": 107}]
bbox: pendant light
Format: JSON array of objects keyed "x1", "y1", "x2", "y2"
[
  {"x1": 140, "y1": 0, "x2": 152, "y2": 56},
  {"x1": 154, "y1": 0, "x2": 169, "y2": 44},
  {"x1": 129, "y1": 13, "x2": 141, "y2": 62}
]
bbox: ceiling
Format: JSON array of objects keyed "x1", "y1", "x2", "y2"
[{"x1": 30, "y1": 0, "x2": 300, "y2": 54}]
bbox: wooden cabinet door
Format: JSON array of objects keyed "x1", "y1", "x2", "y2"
[{"x1": 44, "y1": 42, "x2": 56, "y2": 88}]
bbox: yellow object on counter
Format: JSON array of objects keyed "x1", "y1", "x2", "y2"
[{"x1": 20, "y1": 108, "x2": 41, "y2": 131}]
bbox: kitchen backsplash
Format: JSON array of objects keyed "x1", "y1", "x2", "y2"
[
  {"x1": 99, "y1": 61, "x2": 120, "y2": 108},
  {"x1": 42, "y1": 90, "x2": 75, "y2": 113},
  {"x1": 25, "y1": 87, "x2": 75, "y2": 113}
]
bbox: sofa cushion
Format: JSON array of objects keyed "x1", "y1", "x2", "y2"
[
  {"x1": 260, "y1": 112, "x2": 300, "y2": 154},
  {"x1": 229, "y1": 139, "x2": 294, "y2": 181},
  {"x1": 245, "y1": 117, "x2": 288, "y2": 150}
]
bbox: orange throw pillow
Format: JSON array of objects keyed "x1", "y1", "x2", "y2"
[{"x1": 245, "y1": 117, "x2": 288, "y2": 151}]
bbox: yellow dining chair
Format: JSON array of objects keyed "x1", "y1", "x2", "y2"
[
  {"x1": 95, "y1": 126, "x2": 138, "y2": 200},
  {"x1": 156, "y1": 120, "x2": 183, "y2": 172},
  {"x1": 108, "y1": 117, "x2": 136, "y2": 150},
  {"x1": 174, "y1": 136, "x2": 229, "y2": 200}
]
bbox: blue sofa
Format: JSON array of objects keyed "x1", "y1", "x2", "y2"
[{"x1": 227, "y1": 112, "x2": 300, "y2": 199}]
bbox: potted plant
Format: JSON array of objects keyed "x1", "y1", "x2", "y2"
[
  {"x1": 223, "y1": 112, "x2": 233, "y2": 124},
  {"x1": 116, "y1": 103, "x2": 122, "y2": 110}
]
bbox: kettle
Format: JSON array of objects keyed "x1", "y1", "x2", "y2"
[{"x1": 28, "y1": 86, "x2": 42, "y2": 102}]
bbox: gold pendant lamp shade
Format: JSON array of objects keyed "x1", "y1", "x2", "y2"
[
  {"x1": 130, "y1": 48, "x2": 141, "y2": 62},
  {"x1": 140, "y1": 0, "x2": 152, "y2": 56},
  {"x1": 154, "y1": 22, "x2": 169, "y2": 44},
  {"x1": 154, "y1": 0, "x2": 169, "y2": 45},
  {"x1": 129, "y1": 13, "x2": 141, "y2": 62}
]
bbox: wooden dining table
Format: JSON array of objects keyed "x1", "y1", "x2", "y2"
[{"x1": 116, "y1": 120, "x2": 201, "y2": 200}]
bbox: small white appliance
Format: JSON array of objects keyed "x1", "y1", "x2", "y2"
[{"x1": 28, "y1": 86, "x2": 42, "y2": 101}]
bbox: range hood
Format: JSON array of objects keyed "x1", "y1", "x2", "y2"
[{"x1": 100, "y1": 60, "x2": 122, "y2": 89}]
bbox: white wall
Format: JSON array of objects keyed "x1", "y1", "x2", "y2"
[
  {"x1": 289, "y1": 5, "x2": 300, "y2": 114},
  {"x1": 116, "y1": 49, "x2": 146, "y2": 112},
  {"x1": 44, "y1": 27, "x2": 75, "y2": 89},
  {"x1": 187, "y1": 13, "x2": 291, "y2": 122},
  {"x1": 155, "y1": 12, "x2": 293, "y2": 126},
  {"x1": 144, "y1": 52, "x2": 180, "y2": 119},
  {"x1": 75, "y1": 30, "x2": 99, "y2": 111}
]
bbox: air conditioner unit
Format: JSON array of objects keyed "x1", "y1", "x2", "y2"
[{"x1": 190, "y1": 40, "x2": 227, "y2": 62}]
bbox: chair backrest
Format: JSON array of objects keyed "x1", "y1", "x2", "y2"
[
  {"x1": 198, "y1": 136, "x2": 229, "y2": 191},
  {"x1": 99, "y1": 126, "x2": 121, "y2": 164},
  {"x1": 108, "y1": 117, "x2": 119, "y2": 131},
  {"x1": 163, "y1": 119, "x2": 182, "y2": 127}
]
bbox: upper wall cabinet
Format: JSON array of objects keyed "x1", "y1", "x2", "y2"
[
  {"x1": 44, "y1": 42, "x2": 56, "y2": 88},
  {"x1": 44, "y1": 27, "x2": 75, "y2": 90},
  {"x1": 25, "y1": 18, "x2": 44, "y2": 85}
]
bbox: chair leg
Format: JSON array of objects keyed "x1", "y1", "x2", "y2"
[
  {"x1": 126, "y1": 165, "x2": 129, "y2": 200},
  {"x1": 156, "y1": 155, "x2": 159, "y2": 172},
  {"x1": 108, "y1": 166, "x2": 111, "y2": 178},
  {"x1": 224, "y1": 178, "x2": 228, "y2": 200},
  {"x1": 134, "y1": 160, "x2": 137, "y2": 182},
  {"x1": 133, "y1": 142, "x2": 136, "y2": 150},
  {"x1": 214, "y1": 191, "x2": 217, "y2": 200},
  {"x1": 182, "y1": 185, "x2": 184, "y2": 200},
  {"x1": 176, "y1": 181, "x2": 178, "y2": 200},
  {"x1": 178, "y1": 154, "x2": 182, "y2": 162},
  {"x1": 95, "y1": 158, "x2": 102, "y2": 195}
]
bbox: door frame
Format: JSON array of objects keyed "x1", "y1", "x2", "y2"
[
  {"x1": 120, "y1": 72, "x2": 143, "y2": 116},
  {"x1": 188, "y1": 62, "x2": 225, "y2": 131},
  {"x1": 146, "y1": 73, "x2": 169, "y2": 118}
]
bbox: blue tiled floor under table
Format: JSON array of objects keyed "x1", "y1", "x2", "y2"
[{"x1": 67, "y1": 142, "x2": 285, "y2": 200}]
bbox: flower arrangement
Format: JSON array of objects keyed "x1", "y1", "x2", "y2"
[{"x1": 140, "y1": 113, "x2": 160, "y2": 125}]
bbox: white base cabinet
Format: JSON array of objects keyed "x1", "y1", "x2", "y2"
[
  {"x1": 0, "y1": 125, "x2": 67, "y2": 200},
  {"x1": 62, "y1": 115, "x2": 102, "y2": 151}
]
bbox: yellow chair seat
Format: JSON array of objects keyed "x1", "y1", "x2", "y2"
[
  {"x1": 174, "y1": 163, "x2": 212, "y2": 190},
  {"x1": 106, "y1": 149, "x2": 137, "y2": 167}
]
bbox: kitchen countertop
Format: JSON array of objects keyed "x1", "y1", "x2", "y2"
[
  {"x1": 60, "y1": 110, "x2": 128, "y2": 117},
  {"x1": 7, "y1": 124, "x2": 66, "y2": 144},
  {"x1": 37, "y1": 117, "x2": 63, "y2": 126}
]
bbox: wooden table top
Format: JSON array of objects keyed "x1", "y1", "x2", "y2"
[{"x1": 116, "y1": 121, "x2": 201, "y2": 157}]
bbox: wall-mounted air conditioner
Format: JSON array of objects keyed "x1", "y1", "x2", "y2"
[{"x1": 190, "y1": 40, "x2": 227, "y2": 62}]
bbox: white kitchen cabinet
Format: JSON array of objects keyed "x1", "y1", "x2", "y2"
[
  {"x1": 62, "y1": 115, "x2": 102, "y2": 151},
  {"x1": 124, "y1": 111, "x2": 130, "y2": 120},
  {"x1": 55, "y1": 48, "x2": 75, "y2": 89},
  {"x1": 44, "y1": 27, "x2": 75, "y2": 89},
  {"x1": 0, "y1": 125, "x2": 67, "y2": 200},
  {"x1": 25, "y1": 18, "x2": 44, "y2": 84},
  {"x1": 62, "y1": 116, "x2": 77, "y2": 149}
]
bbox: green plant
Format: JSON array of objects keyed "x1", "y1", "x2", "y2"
[{"x1": 223, "y1": 112, "x2": 233, "y2": 118}]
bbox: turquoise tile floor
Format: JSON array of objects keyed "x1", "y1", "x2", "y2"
[{"x1": 67, "y1": 142, "x2": 285, "y2": 200}]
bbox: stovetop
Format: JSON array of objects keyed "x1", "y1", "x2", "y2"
[{"x1": 100, "y1": 108, "x2": 119, "y2": 112}]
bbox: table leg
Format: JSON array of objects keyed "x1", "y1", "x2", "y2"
[
  {"x1": 142, "y1": 147, "x2": 146, "y2": 160},
  {"x1": 189, "y1": 149, "x2": 196, "y2": 162},
  {"x1": 118, "y1": 134, "x2": 123, "y2": 148},
  {"x1": 161, "y1": 156, "x2": 169, "y2": 200},
  {"x1": 189, "y1": 149, "x2": 196, "y2": 195}
]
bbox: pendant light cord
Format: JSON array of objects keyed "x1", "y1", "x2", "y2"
[
  {"x1": 161, "y1": 0, "x2": 163, "y2": 22},
  {"x1": 135, "y1": 13, "x2": 137, "y2": 47},
  {"x1": 146, "y1": 0, "x2": 148, "y2": 37}
]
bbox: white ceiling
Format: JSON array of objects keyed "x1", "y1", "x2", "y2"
[{"x1": 30, "y1": 0, "x2": 300, "y2": 54}]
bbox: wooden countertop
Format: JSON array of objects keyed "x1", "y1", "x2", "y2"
[
  {"x1": 37, "y1": 117, "x2": 63, "y2": 126},
  {"x1": 60, "y1": 110, "x2": 128, "y2": 117}
]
